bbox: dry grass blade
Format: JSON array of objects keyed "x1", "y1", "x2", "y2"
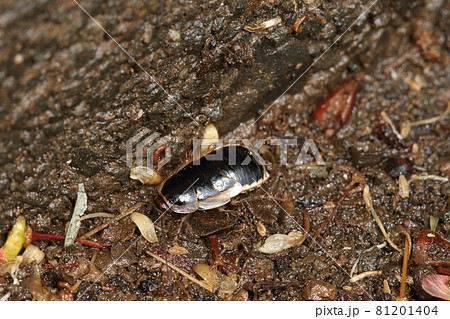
[
  {"x1": 79, "y1": 213, "x2": 114, "y2": 221},
  {"x1": 363, "y1": 185, "x2": 402, "y2": 253},
  {"x1": 65, "y1": 183, "x2": 87, "y2": 247},
  {"x1": 81, "y1": 203, "x2": 143, "y2": 239},
  {"x1": 349, "y1": 270, "x2": 383, "y2": 283},
  {"x1": 409, "y1": 174, "x2": 448, "y2": 183},
  {"x1": 146, "y1": 250, "x2": 213, "y2": 293}
]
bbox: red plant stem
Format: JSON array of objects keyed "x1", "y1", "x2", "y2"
[{"x1": 31, "y1": 232, "x2": 105, "y2": 249}]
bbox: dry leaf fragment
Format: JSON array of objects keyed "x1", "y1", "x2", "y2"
[
  {"x1": 130, "y1": 212, "x2": 158, "y2": 243},
  {"x1": 22, "y1": 244, "x2": 45, "y2": 264},
  {"x1": 193, "y1": 263, "x2": 218, "y2": 292},
  {"x1": 0, "y1": 292, "x2": 11, "y2": 301},
  {"x1": 257, "y1": 231, "x2": 305, "y2": 254},
  {"x1": 244, "y1": 16, "x2": 282, "y2": 32},
  {"x1": 192, "y1": 263, "x2": 237, "y2": 294},
  {"x1": 168, "y1": 246, "x2": 189, "y2": 255}
]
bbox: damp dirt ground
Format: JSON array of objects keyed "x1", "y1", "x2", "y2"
[{"x1": 0, "y1": 0, "x2": 449, "y2": 301}]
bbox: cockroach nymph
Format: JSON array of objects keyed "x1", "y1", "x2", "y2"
[{"x1": 154, "y1": 145, "x2": 269, "y2": 214}]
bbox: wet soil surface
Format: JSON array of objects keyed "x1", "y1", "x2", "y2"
[{"x1": 0, "y1": 0, "x2": 449, "y2": 300}]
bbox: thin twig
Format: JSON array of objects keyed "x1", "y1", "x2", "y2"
[
  {"x1": 383, "y1": 280, "x2": 391, "y2": 295},
  {"x1": 146, "y1": 250, "x2": 213, "y2": 293},
  {"x1": 363, "y1": 185, "x2": 402, "y2": 253},
  {"x1": 380, "y1": 111, "x2": 403, "y2": 140},
  {"x1": 70, "y1": 280, "x2": 82, "y2": 292},
  {"x1": 410, "y1": 102, "x2": 450, "y2": 127},
  {"x1": 80, "y1": 203, "x2": 143, "y2": 239},
  {"x1": 409, "y1": 174, "x2": 448, "y2": 183},
  {"x1": 350, "y1": 242, "x2": 387, "y2": 277},
  {"x1": 65, "y1": 183, "x2": 87, "y2": 247},
  {"x1": 398, "y1": 230, "x2": 411, "y2": 300}
]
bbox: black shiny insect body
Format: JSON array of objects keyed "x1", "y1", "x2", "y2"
[{"x1": 155, "y1": 145, "x2": 269, "y2": 214}]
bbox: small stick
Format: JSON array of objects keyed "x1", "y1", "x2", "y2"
[
  {"x1": 70, "y1": 280, "x2": 82, "y2": 292},
  {"x1": 380, "y1": 111, "x2": 403, "y2": 140},
  {"x1": 81, "y1": 203, "x2": 143, "y2": 239},
  {"x1": 409, "y1": 174, "x2": 448, "y2": 183},
  {"x1": 302, "y1": 208, "x2": 310, "y2": 233},
  {"x1": 146, "y1": 250, "x2": 213, "y2": 293},
  {"x1": 398, "y1": 232, "x2": 411, "y2": 300},
  {"x1": 349, "y1": 270, "x2": 383, "y2": 283},
  {"x1": 383, "y1": 280, "x2": 391, "y2": 295}
]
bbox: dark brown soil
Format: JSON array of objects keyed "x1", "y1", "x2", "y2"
[{"x1": 0, "y1": 0, "x2": 448, "y2": 301}]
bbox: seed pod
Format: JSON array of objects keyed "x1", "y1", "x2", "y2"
[
  {"x1": 398, "y1": 175, "x2": 409, "y2": 198},
  {"x1": 130, "y1": 166, "x2": 162, "y2": 185},
  {"x1": 257, "y1": 231, "x2": 306, "y2": 254},
  {"x1": 130, "y1": 213, "x2": 158, "y2": 243},
  {"x1": 256, "y1": 222, "x2": 267, "y2": 237},
  {"x1": 200, "y1": 123, "x2": 219, "y2": 154}
]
